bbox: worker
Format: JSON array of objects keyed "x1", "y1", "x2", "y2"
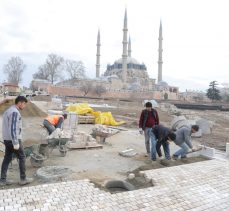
[
  {"x1": 43, "y1": 114, "x2": 67, "y2": 135},
  {"x1": 172, "y1": 125, "x2": 199, "y2": 160},
  {"x1": 150, "y1": 124, "x2": 176, "y2": 161},
  {"x1": 139, "y1": 101, "x2": 159, "y2": 157}
]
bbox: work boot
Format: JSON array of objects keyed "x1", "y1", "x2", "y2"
[
  {"x1": 172, "y1": 155, "x2": 178, "y2": 160},
  {"x1": 144, "y1": 153, "x2": 150, "y2": 157},
  {"x1": 181, "y1": 156, "x2": 187, "y2": 159},
  {"x1": 19, "y1": 177, "x2": 33, "y2": 186},
  {"x1": 0, "y1": 179, "x2": 14, "y2": 186}
]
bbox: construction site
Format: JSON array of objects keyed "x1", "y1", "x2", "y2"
[{"x1": 0, "y1": 96, "x2": 229, "y2": 210}]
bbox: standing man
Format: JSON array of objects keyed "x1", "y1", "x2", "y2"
[
  {"x1": 0, "y1": 96, "x2": 33, "y2": 186},
  {"x1": 139, "y1": 101, "x2": 159, "y2": 157},
  {"x1": 150, "y1": 124, "x2": 176, "y2": 161},
  {"x1": 43, "y1": 114, "x2": 67, "y2": 135},
  {"x1": 172, "y1": 125, "x2": 199, "y2": 159}
]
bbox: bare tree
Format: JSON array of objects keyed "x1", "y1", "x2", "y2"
[
  {"x1": 80, "y1": 82, "x2": 93, "y2": 96},
  {"x1": 46, "y1": 54, "x2": 64, "y2": 84},
  {"x1": 32, "y1": 54, "x2": 64, "y2": 84},
  {"x1": 3, "y1": 57, "x2": 26, "y2": 84},
  {"x1": 94, "y1": 85, "x2": 107, "y2": 97},
  {"x1": 65, "y1": 59, "x2": 85, "y2": 79},
  {"x1": 33, "y1": 64, "x2": 50, "y2": 80}
]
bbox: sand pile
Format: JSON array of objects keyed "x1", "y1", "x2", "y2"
[{"x1": 0, "y1": 99, "x2": 47, "y2": 117}]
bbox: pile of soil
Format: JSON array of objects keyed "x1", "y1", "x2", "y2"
[{"x1": 0, "y1": 99, "x2": 46, "y2": 117}]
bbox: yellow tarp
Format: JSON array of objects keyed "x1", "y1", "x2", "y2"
[{"x1": 66, "y1": 103, "x2": 125, "y2": 126}]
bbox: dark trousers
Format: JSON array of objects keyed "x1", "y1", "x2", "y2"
[
  {"x1": 156, "y1": 141, "x2": 171, "y2": 160},
  {"x1": 43, "y1": 118, "x2": 64, "y2": 135},
  {"x1": 1, "y1": 140, "x2": 26, "y2": 180}
]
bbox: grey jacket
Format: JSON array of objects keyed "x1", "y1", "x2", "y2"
[
  {"x1": 174, "y1": 126, "x2": 193, "y2": 149},
  {"x1": 2, "y1": 105, "x2": 22, "y2": 145}
]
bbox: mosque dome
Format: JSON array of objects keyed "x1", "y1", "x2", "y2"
[
  {"x1": 106, "y1": 56, "x2": 147, "y2": 72},
  {"x1": 115, "y1": 57, "x2": 140, "y2": 65}
]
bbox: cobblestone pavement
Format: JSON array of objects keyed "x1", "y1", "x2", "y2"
[{"x1": 0, "y1": 159, "x2": 229, "y2": 210}]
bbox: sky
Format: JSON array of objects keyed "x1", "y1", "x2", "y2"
[{"x1": 0, "y1": 0, "x2": 229, "y2": 92}]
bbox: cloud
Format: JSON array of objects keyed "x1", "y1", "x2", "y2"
[{"x1": 0, "y1": 0, "x2": 229, "y2": 91}]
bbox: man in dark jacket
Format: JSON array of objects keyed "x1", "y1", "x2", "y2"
[
  {"x1": 150, "y1": 124, "x2": 176, "y2": 161},
  {"x1": 139, "y1": 102, "x2": 159, "y2": 156},
  {"x1": 172, "y1": 125, "x2": 199, "y2": 159}
]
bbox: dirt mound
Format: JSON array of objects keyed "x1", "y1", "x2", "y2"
[{"x1": 0, "y1": 99, "x2": 46, "y2": 117}]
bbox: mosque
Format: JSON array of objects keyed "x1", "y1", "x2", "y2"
[
  {"x1": 47, "y1": 9, "x2": 179, "y2": 100},
  {"x1": 95, "y1": 9, "x2": 178, "y2": 93}
]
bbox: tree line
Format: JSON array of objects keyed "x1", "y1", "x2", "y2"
[
  {"x1": 2, "y1": 54, "x2": 107, "y2": 97},
  {"x1": 2, "y1": 54, "x2": 86, "y2": 85}
]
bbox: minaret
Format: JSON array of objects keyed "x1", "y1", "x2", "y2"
[
  {"x1": 122, "y1": 9, "x2": 128, "y2": 83},
  {"x1": 158, "y1": 20, "x2": 163, "y2": 83},
  {"x1": 96, "y1": 29, "x2": 101, "y2": 78},
  {"x1": 128, "y1": 36, "x2": 131, "y2": 57}
]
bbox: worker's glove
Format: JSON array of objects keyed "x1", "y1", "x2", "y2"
[
  {"x1": 13, "y1": 144, "x2": 20, "y2": 150},
  {"x1": 191, "y1": 148, "x2": 196, "y2": 152},
  {"x1": 139, "y1": 128, "x2": 143, "y2": 135}
]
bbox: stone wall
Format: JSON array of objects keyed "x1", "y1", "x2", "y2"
[{"x1": 47, "y1": 85, "x2": 178, "y2": 100}]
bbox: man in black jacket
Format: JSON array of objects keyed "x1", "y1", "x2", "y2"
[
  {"x1": 139, "y1": 102, "x2": 159, "y2": 156},
  {"x1": 150, "y1": 124, "x2": 176, "y2": 160}
]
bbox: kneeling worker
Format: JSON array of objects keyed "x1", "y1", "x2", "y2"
[
  {"x1": 43, "y1": 114, "x2": 67, "y2": 135},
  {"x1": 150, "y1": 124, "x2": 176, "y2": 161},
  {"x1": 172, "y1": 125, "x2": 199, "y2": 160}
]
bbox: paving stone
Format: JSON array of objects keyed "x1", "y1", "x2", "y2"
[{"x1": 1, "y1": 160, "x2": 229, "y2": 210}]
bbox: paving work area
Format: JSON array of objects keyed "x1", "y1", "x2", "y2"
[
  {"x1": 0, "y1": 97, "x2": 229, "y2": 209},
  {"x1": 0, "y1": 159, "x2": 229, "y2": 210}
]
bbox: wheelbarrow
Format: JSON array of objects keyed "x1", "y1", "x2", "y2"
[
  {"x1": 11, "y1": 145, "x2": 46, "y2": 168},
  {"x1": 39, "y1": 137, "x2": 69, "y2": 157},
  {"x1": 30, "y1": 152, "x2": 46, "y2": 168}
]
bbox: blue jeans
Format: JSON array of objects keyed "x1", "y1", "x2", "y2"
[
  {"x1": 173, "y1": 143, "x2": 189, "y2": 158},
  {"x1": 144, "y1": 128, "x2": 152, "y2": 154},
  {"x1": 156, "y1": 141, "x2": 171, "y2": 160},
  {"x1": 149, "y1": 130, "x2": 157, "y2": 160},
  {"x1": 43, "y1": 118, "x2": 64, "y2": 135}
]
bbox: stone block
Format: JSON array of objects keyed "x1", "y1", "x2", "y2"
[
  {"x1": 200, "y1": 145, "x2": 215, "y2": 158},
  {"x1": 119, "y1": 149, "x2": 137, "y2": 157},
  {"x1": 196, "y1": 118, "x2": 213, "y2": 134}
]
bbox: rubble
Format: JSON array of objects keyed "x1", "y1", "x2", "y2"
[
  {"x1": 47, "y1": 128, "x2": 71, "y2": 139},
  {"x1": 67, "y1": 131, "x2": 101, "y2": 149},
  {"x1": 92, "y1": 124, "x2": 119, "y2": 137}
]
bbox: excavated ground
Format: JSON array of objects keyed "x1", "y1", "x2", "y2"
[{"x1": 0, "y1": 97, "x2": 227, "y2": 189}]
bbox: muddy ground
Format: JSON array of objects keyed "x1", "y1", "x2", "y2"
[{"x1": 0, "y1": 97, "x2": 227, "y2": 190}]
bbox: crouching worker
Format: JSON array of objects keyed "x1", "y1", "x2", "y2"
[
  {"x1": 149, "y1": 125, "x2": 176, "y2": 161},
  {"x1": 43, "y1": 114, "x2": 67, "y2": 135},
  {"x1": 172, "y1": 125, "x2": 199, "y2": 160}
]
